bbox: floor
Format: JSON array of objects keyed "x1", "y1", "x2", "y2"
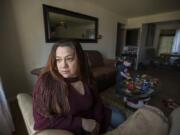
[
  {"x1": 138, "y1": 66, "x2": 180, "y2": 116},
  {"x1": 10, "y1": 100, "x2": 28, "y2": 135},
  {"x1": 10, "y1": 67, "x2": 180, "y2": 135}
]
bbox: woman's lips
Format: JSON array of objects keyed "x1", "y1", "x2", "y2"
[{"x1": 61, "y1": 71, "x2": 69, "y2": 74}]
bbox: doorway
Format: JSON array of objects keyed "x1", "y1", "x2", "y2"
[{"x1": 116, "y1": 23, "x2": 125, "y2": 57}]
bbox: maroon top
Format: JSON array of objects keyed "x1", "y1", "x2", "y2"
[{"x1": 33, "y1": 73, "x2": 111, "y2": 135}]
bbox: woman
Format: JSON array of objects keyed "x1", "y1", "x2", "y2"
[{"x1": 33, "y1": 40, "x2": 126, "y2": 135}]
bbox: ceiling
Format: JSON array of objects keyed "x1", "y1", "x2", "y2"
[{"x1": 84, "y1": 0, "x2": 180, "y2": 18}]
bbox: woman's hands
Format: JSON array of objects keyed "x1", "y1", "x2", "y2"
[{"x1": 82, "y1": 118, "x2": 100, "y2": 134}]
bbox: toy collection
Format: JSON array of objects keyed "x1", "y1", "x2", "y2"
[
  {"x1": 122, "y1": 74, "x2": 160, "y2": 109},
  {"x1": 124, "y1": 74, "x2": 159, "y2": 94}
]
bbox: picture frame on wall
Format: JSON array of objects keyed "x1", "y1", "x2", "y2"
[{"x1": 43, "y1": 4, "x2": 98, "y2": 43}]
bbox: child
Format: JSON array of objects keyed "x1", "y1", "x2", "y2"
[{"x1": 116, "y1": 57, "x2": 132, "y2": 95}]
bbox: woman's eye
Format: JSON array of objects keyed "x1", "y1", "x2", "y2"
[
  {"x1": 56, "y1": 59, "x2": 62, "y2": 63},
  {"x1": 66, "y1": 58, "x2": 73, "y2": 61}
]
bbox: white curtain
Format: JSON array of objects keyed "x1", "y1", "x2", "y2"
[
  {"x1": 0, "y1": 77, "x2": 15, "y2": 135},
  {"x1": 172, "y1": 29, "x2": 180, "y2": 53}
]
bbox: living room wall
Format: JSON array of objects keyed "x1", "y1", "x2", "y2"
[
  {"x1": 1, "y1": 0, "x2": 126, "y2": 100},
  {"x1": 125, "y1": 10, "x2": 180, "y2": 64}
]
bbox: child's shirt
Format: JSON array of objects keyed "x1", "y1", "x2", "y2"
[{"x1": 116, "y1": 63, "x2": 129, "y2": 83}]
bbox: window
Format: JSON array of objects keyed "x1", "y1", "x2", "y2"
[
  {"x1": 158, "y1": 29, "x2": 176, "y2": 55},
  {"x1": 158, "y1": 36, "x2": 174, "y2": 55}
]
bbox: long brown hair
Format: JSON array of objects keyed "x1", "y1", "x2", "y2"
[{"x1": 34, "y1": 40, "x2": 92, "y2": 117}]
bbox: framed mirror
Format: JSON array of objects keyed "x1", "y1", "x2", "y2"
[{"x1": 43, "y1": 5, "x2": 98, "y2": 43}]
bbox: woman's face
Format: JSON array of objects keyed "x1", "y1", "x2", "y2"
[{"x1": 56, "y1": 46, "x2": 80, "y2": 78}]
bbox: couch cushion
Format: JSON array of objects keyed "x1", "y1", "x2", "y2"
[
  {"x1": 104, "y1": 105, "x2": 169, "y2": 135},
  {"x1": 92, "y1": 67, "x2": 115, "y2": 79},
  {"x1": 169, "y1": 107, "x2": 180, "y2": 135},
  {"x1": 37, "y1": 129, "x2": 73, "y2": 135},
  {"x1": 85, "y1": 50, "x2": 104, "y2": 68}
]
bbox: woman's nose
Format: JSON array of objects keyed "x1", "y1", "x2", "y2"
[{"x1": 61, "y1": 59, "x2": 68, "y2": 68}]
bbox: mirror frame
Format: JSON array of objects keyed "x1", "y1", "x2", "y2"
[{"x1": 43, "y1": 4, "x2": 98, "y2": 43}]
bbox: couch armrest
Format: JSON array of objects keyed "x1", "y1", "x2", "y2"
[
  {"x1": 36, "y1": 129, "x2": 73, "y2": 135},
  {"x1": 17, "y1": 93, "x2": 36, "y2": 135},
  {"x1": 169, "y1": 107, "x2": 180, "y2": 135},
  {"x1": 104, "y1": 59, "x2": 116, "y2": 67},
  {"x1": 17, "y1": 93, "x2": 74, "y2": 135}
]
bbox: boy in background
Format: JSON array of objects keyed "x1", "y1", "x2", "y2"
[{"x1": 116, "y1": 57, "x2": 132, "y2": 96}]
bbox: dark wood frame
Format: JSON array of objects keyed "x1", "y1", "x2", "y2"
[{"x1": 43, "y1": 4, "x2": 98, "y2": 43}]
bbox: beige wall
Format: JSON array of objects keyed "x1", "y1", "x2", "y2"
[
  {"x1": 1, "y1": 0, "x2": 126, "y2": 100},
  {"x1": 1, "y1": 0, "x2": 32, "y2": 100},
  {"x1": 126, "y1": 10, "x2": 180, "y2": 28}
]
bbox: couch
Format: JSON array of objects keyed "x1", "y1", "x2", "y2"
[
  {"x1": 85, "y1": 50, "x2": 116, "y2": 91},
  {"x1": 17, "y1": 93, "x2": 180, "y2": 135},
  {"x1": 31, "y1": 50, "x2": 116, "y2": 92}
]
